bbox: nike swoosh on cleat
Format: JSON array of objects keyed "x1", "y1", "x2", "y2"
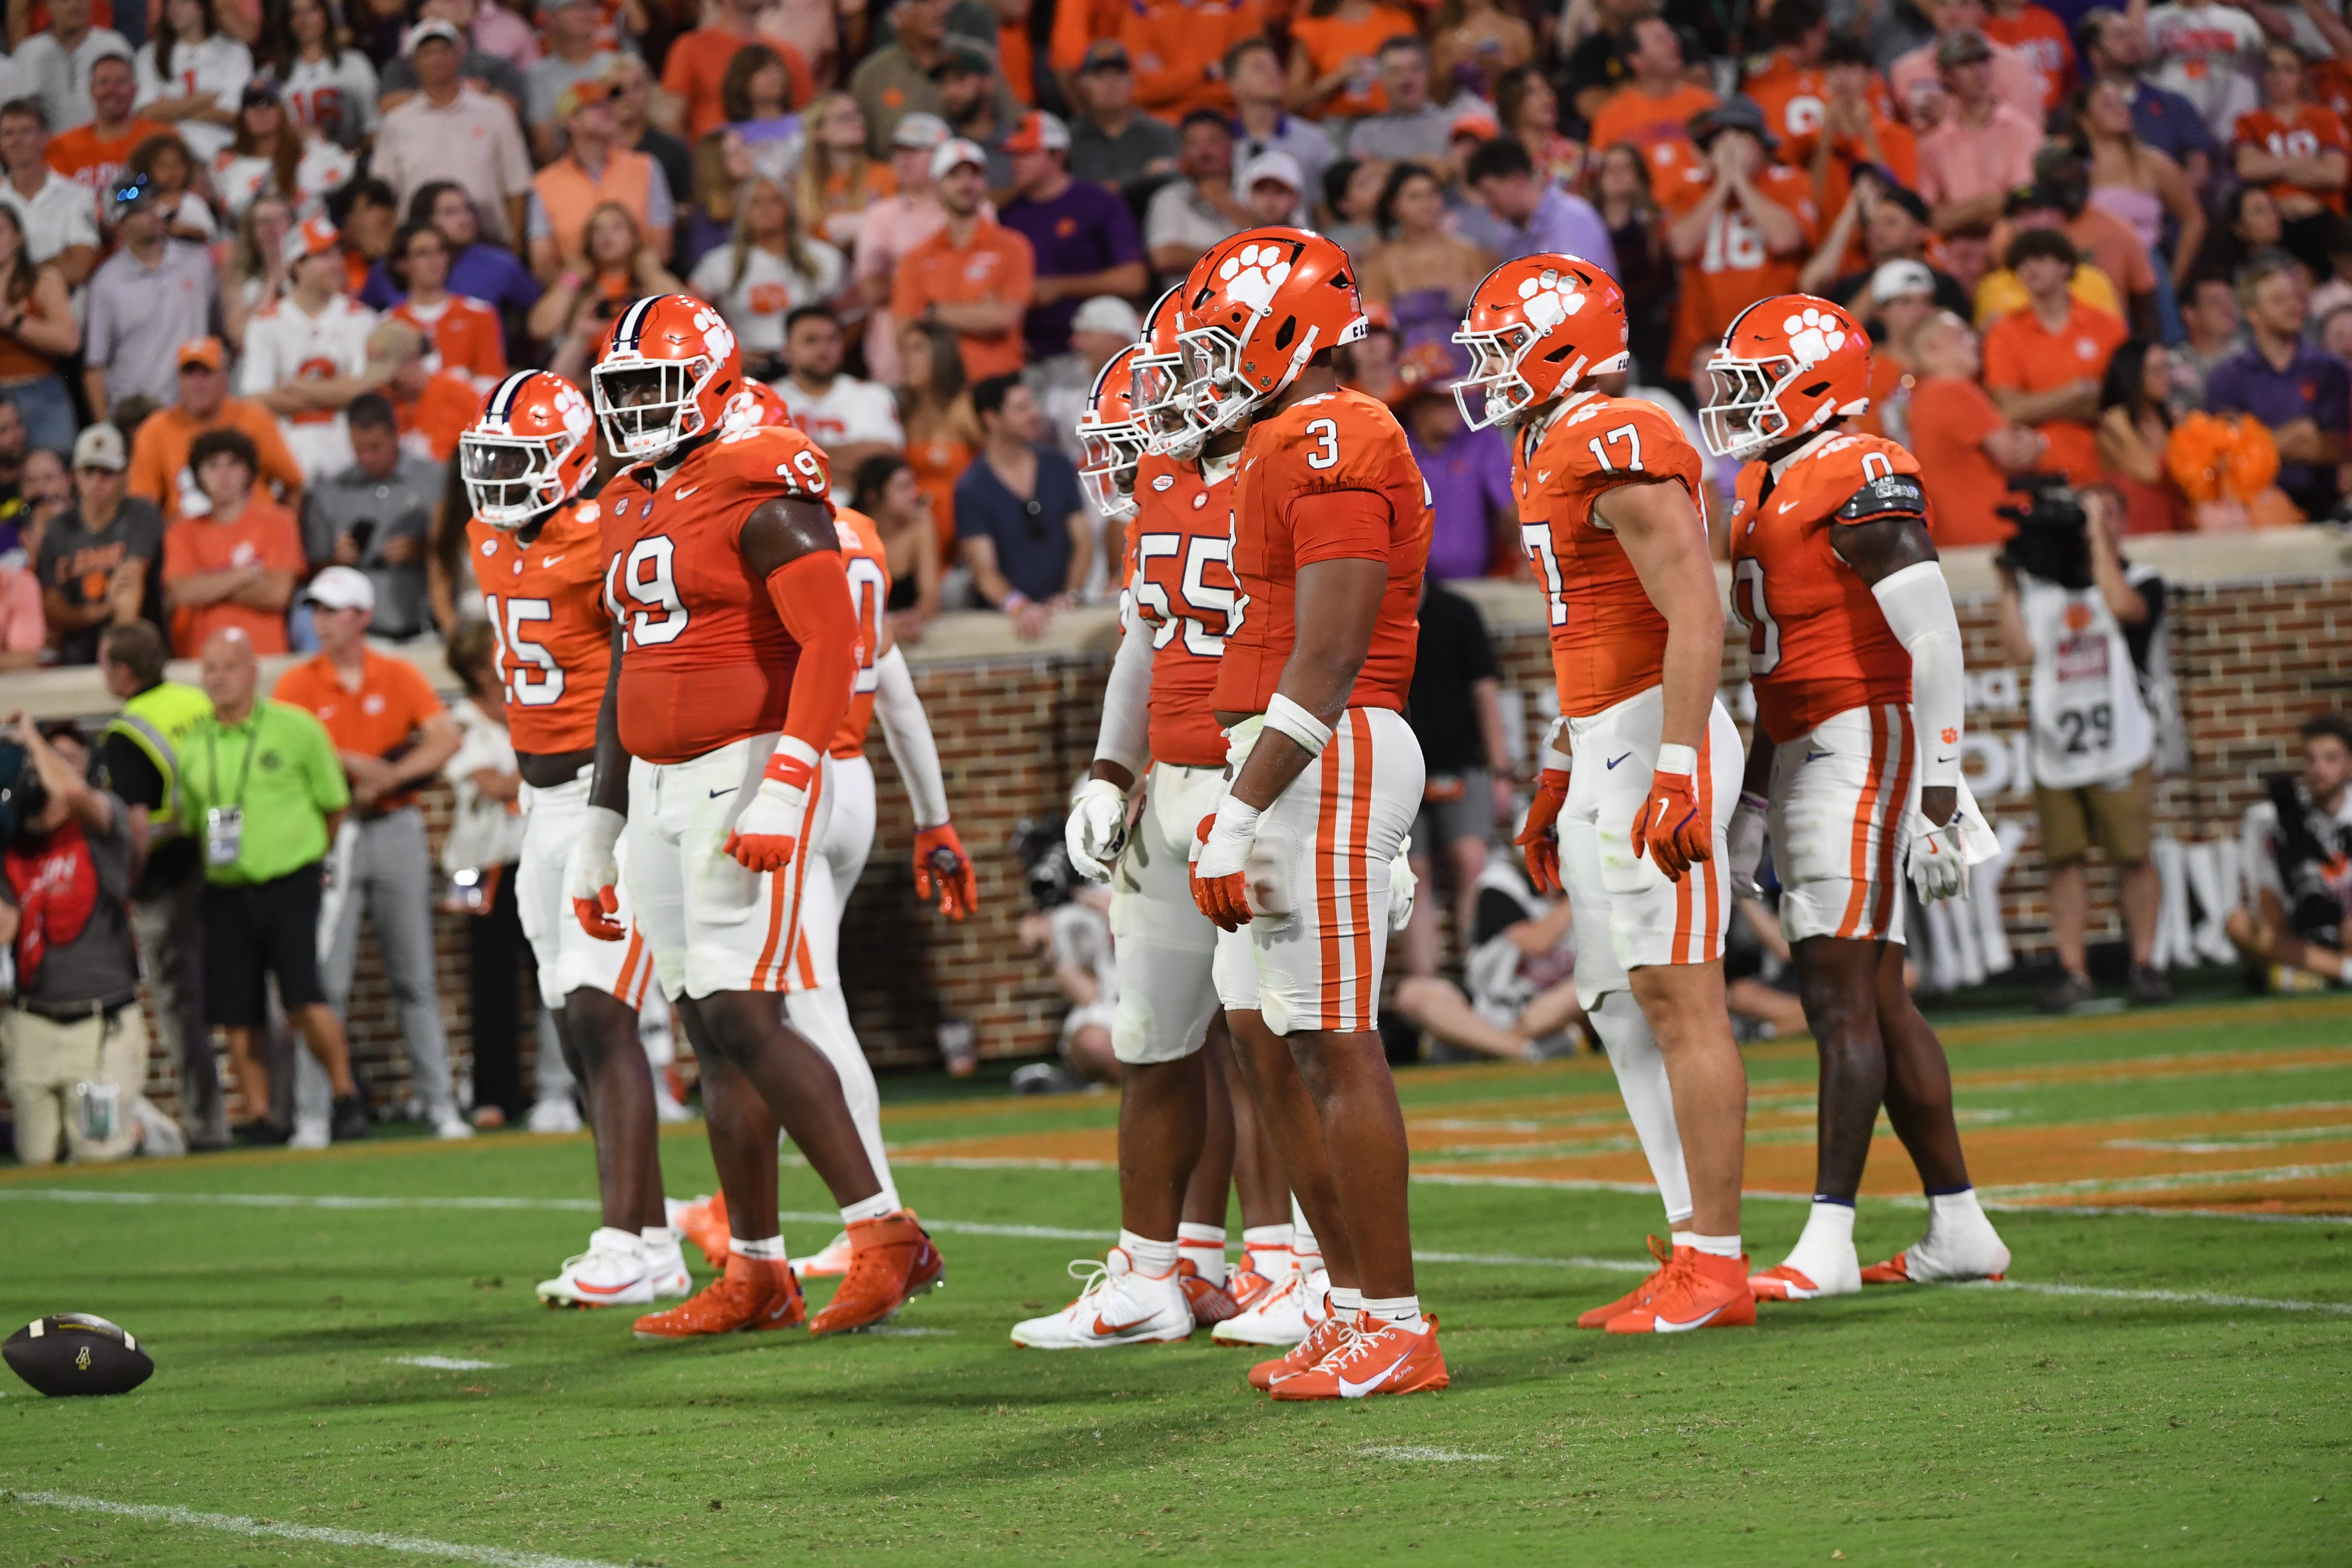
[
  {"x1": 1606, "y1": 752, "x2": 1632, "y2": 768},
  {"x1": 1653, "y1": 1304, "x2": 1727, "y2": 1333},
  {"x1": 570, "y1": 1278, "x2": 636, "y2": 1296},
  {"x1": 1337, "y1": 1354, "x2": 1411, "y2": 1396},
  {"x1": 1090, "y1": 1314, "x2": 1160, "y2": 1337}
]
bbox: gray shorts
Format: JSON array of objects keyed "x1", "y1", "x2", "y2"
[{"x1": 1412, "y1": 769, "x2": 1497, "y2": 855}]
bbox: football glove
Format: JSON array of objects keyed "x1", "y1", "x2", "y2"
[
  {"x1": 565, "y1": 803, "x2": 626, "y2": 942},
  {"x1": 914, "y1": 821, "x2": 977, "y2": 920},
  {"x1": 1631, "y1": 746, "x2": 1710, "y2": 882},
  {"x1": 1191, "y1": 796, "x2": 1259, "y2": 931},
  {"x1": 724, "y1": 740, "x2": 816, "y2": 873},
  {"x1": 1388, "y1": 835, "x2": 1418, "y2": 933},
  {"x1": 1064, "y1": 776, "x2": 1128, "y2": 884},
  {"x1": 1906, "y1": 812, "x2": 1968, "y2": 904},
  {"x1": 1515, "y1": 764, "x2": 1571, "y2": 895}
]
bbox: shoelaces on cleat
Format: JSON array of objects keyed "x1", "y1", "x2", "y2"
[{"x1": 1057, "y1": 1258, "x2": 1120, "y2": 1312}]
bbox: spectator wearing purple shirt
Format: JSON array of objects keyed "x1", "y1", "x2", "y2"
[
  {"x1": 1457, "y1": 138, "x2": 1619, "y2": 277},
  {"x1": 996, "y1": 112, "x2": 1147, "y2": 362},
  {"x1": 1393, "y1": 344, "x2": 1516, "y2": 580},
  {"x1": 2203, "y1": 256, "x2": 2349, "y2": 518},
  {"x1": 2077, "y1": 9, "x2": 2218, "y2": 187}
]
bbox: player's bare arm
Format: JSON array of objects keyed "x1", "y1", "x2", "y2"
[
  {"x1": 1222, "y1": 555, "x2": 1388, "y2": 814},
  {"x1": 1831, "y1": 511, "x2": 1957, "y2": 828}
]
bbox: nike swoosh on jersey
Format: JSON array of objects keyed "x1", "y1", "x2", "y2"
[
  {"x1": 1778, "y1": 498, "x2": 1801, "y2": 513},
  {"x1": 676, "y1": 485, "x2": 698, "y2": 499},
  {"x1": 1606, "y1": 752, "x2": 1632, "y2": 768},
  {"x1": 540, "y1": 554, "x2": 566, "y2": 567},
  {"x1": 1536, "y1": 469, "x2": 1551, "y2": 483},
  {"x1": 1337, "y1": 1353, "x2": 1411, "y2": 1396}
]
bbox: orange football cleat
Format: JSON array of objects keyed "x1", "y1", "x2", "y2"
[
  {"x1": 1247, "y1": 1302, "x2": 1352, "y2": 1391},
  {"x1": 1749, "y1": 1263, "x2": 1853, "y2": 1301},
  {"x1": 1269, "y1": 1312, "x2": 1449, "y2": 1401},
  {"x1": 1227, "y1": 1251, "x2": 1279, "y2": 1313},
  {"x1": 808, "y1": 1210, "x2": 944, "y2": 1336},
  {"x1": 1605, "y1": 1247, "x2": 1756, "y2": 1334},
  {"x1": 632, "y1": 1253, "x2": 804, "y2": 1339},
  {"x1": 1179, "y1": 1258, "x2": 1239, "y2": 1327},
  {"x1": 1577, "y1": 1236, "x2": 1674, "y2": 1329},
  {"x1": 674, "y1": 1192, "x2": 730, "y2": 1269},
  {"x1": 1859, "y1": 1251, "x2": 2006, "y2": 1285}
]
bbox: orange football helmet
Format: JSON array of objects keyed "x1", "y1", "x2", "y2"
[
  {"x1": 1078, "y1": 344, "x2": 1148, "y2": 523},
  {"x1": 1171, "y1": 227, "x2": 1368, "y2": 456},
  {"x1": 719, "y1": 379, "x2": 795, "y2": 433},
  {"x1": 1128, "y1": 285, "x2": 1191, "y2": 453},
  {"x1": 460, "y1": 369, "x2": 596, "y2": 528},
  {"x1": 1451, "y1": 254, "x2": 1628, "y2": 430},
  {"x1": 1701, "y1": 294, "x2": 1874, "y2": 461},
  {"x1": 591, "y1": 293, "x2": 744, "y2": 463}
]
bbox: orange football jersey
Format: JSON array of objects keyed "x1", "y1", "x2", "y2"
[
  {"x1": 2233, "y1": 105, "x2": 2351, "y2": 212},
  {"x1": 468, "y1": 493, "x2": 612, "y2": 757},
  {"x1": 393, "y1": 295, "x2": 508, "y2": 384},
  {"x1": 1514, "y1": 394, "x2": 1705, "y2": 719},
  {"x1": 1127, "y1": 452, "x2": 1238, "y2": 769},
  {"x1": 1728, "y1": 431, "x2": 1923, "y2": 745},
  {"x1": 830, "y1": 504, "x2": 889, "y2": 760},
  {"x1": 600, "y1": 424, "x2": 837, "y2": 765},
  {"x1": 1662, "y1": 163, "x2": 1821, "y2": 373},
  {"x1": 1213, "y1": 389, "x2": 1432, "y2": 718}
]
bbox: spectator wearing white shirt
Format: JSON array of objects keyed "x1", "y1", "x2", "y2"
[
  {"x1": 686, "y1": 173, "x2": 843, "y2": 377},
  {"x1": 210, "y1": 79, "x2": 353, "y2": 222},
  {"x1": 16, "y1": 0, "x2": 133, "y2": 134},
  {"x1": 2145, "y1": 0, "x2": 2265, "y2": 141},
  {"x1": 133, "y1": 0, "x2": 253, "y2": 166},
  {"x1": 240, "y1": 213, "x2": 381, "y2": 483},
  {"x1": 1144, "y1": 110, "x2": 1250, "y2": 277},
  {"x1": 0, "y1": 99, "x2": 99, "y2": 286},
  {"x1": 270, "y1": 0, "x2": 382, "y2": 152},
  {"x1": 772, "y1": 304, "x2": 903, "y2": 493}
]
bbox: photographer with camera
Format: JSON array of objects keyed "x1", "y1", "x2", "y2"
[
  {"x1": 2227, "y1": 714, "x2": 2352, "y2": 991},
  {"x1": 0, "y1": 713, "x2": 155, "y2": 1165},
  {"x1": 1994, "y1": 476, "x2": 2171, "y2": 1012},
  {"x1": 306, "y1": 393, "x2": 442, "y2": 642}
]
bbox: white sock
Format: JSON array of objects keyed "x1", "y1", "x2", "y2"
[
  {"x1": 1176, "y1": 1222, "x2": 1227, "y2": 1286},
  {"x1": 1670, "y1": 1228, "x2": 1697, "y2": 1252},
  {"x1": 1361, "y1": 1293, "x2": 1426, "y2": 1334},
  {"x1": 1784, "y1": 1198, "x2": 1856, "y2": 1276},
  {"x1": 1289, "y1": 1194, "x2": 1318, "y2": 1255},
  {"x1": 1592, "y1": 990, "x2": 1692, "y2": 1224},
  {"x1": 787, "y1": 985, "x2": 903, "y2": 1213},
  {"x1": 639, "y1": 1225, "x2": 679, "y2": 1254},
  {"x1": 1327, "y1": 1285, "x2": 1362, "y2": 1316},
  {"x1": 1241, "y1": 1223, "x2": 1294, "y2": 1277},
  {"x1": 1926, "y1": 1187, "x2": 1989, "y2": 1239},
  {"x1": 1687, "y1": 1233, "x2": 1742, "y2": 1259},
  {"x1": 732, "y1": 1235, "x2": 787, "y2": 1261},
  {"x1": 1119, "y1": 1230, "x2": 1179, "y2": 1277},
  {"x1": 840, "y1": 1191, "x2": 898, "y2": 1225}
]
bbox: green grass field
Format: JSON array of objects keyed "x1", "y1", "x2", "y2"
[{"x1": 5, "y1": 995, "x2": 2351, "y2": 1568}]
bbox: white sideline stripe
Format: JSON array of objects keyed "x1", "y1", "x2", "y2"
[
  {"x1": 0, "y1": 1488, "x2": 625, "y2": 1568},
  {"x1": 1966, "y1": 1279, "x2": 2352, "y2": 1316},
  {"x1": 1359, "y1": 1445, "x2": 1498, "y2": 1463},
  {"x1": 387, "y1": 1356, "x2": 504, "y2": 1370}
]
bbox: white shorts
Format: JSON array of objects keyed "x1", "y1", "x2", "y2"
[
  {"x1": 1209, "y1": 706, "x2": 1422, "y2": 1038},
  {"x1": 515, "y1": 771, "x2": 658, "y2": 1013},
  {"x1": 1107, "y1": 760, "x2": 1223, "y2": 1064},
  {"x1": 622, "y1": 735, "x2": 835, "y2": 1002},
  {"x1": 1561, "y1": 684, "x2": 1741, "y2": 1009},
  {"x1": 1769, "y1": 701, "x2": 1917, "y2": 947},
  {"x1": 782, "y1": 753, "x2": 878, "y2": 995}
]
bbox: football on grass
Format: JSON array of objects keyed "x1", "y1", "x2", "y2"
[{"x1": 4, "y1": 1314, "x2": 153, "y2": 1396}]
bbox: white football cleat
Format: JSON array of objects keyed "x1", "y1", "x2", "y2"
[
  {"x1": 287, "y1": 1116, "x2": 330, "y2": 1151},
  {"x1": 1211, "y1": 1268, "x2": 1315, "y2": 1347},
  {"x1": 639, "y1": 1227, "x2": 693, "y2": 1298},
  {"x1": 790, "y1": 1230, "x2": 853, "y2": 1279},
  {"x1": 431, "y1": 1108, "x2": 475, "y2": 1141},
  {"x1": 537, "y1": 1228, "x2": 658, "y2": 1308},
  {"x1": 1009, "y1": 1249, "x2": 1193, "y2": 1349},
  {"x1": 525, "y1": 1096, "x2": 582, "y2": 1134}
]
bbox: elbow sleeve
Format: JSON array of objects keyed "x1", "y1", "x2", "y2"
[
  {"x1": 872, "y1": 644, "x2": 950, "y2": 829},
  {"x1": 766, "y1": 551, "x2": 862, "y2": 757},
  {"x1": 1871, "y1": 559, "x2": 1965, "y2": 789},
  {"x1": 1092, "y1": 600, "x2": 1155, "y2": 779}
]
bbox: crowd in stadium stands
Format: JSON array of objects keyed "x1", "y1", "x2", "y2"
[{"x1": 11, "y1": 0, "x2": 2352, "y2": 1150}]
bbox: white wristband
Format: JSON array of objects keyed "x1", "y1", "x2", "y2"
[
  {"x1": 1540, "y1": 743, "x2": 1571, "y2": 775},
  {"x1": 1262, "y1": 693, "x2": 1333, "y2": 757},
  {"x1": 1654, "y1": 743, "x2": 1698, "y2": 777}
]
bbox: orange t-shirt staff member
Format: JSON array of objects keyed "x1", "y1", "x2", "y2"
[
  {"x1": 1981, "y1": 227, "x2": 2128, "y2": 486},
  {"x1": 1585, "y1": 16, "x2": 1719, "y2": 189},
  {"x1": 272, "y1": 569, "x2": 457, "y2": 819},
  {"x1": 1663, "y1": 97, "x2": 1818, "y2": 376},
  {"x1": 1906, "y1": 309, "x2": 2049, "y2": 546},
  {"x1": 890, "y1": 138, "x2": 1036, "y2": 382},
  {"x1": 161, "y1": 426, "x2": 305, "y2": 656}
]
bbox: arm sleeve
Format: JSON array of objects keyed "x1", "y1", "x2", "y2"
[
  {"x1": 871, "y1": 643, "x2": 951, "y2": 828},
  {"x1": 1091, "y1": 594, "x2": 1156, "y2": 779},
  {"x1": 765, "y1": 549, "x2": 862, "y2": 756},
  {"x1": 1289, "y1": 489, "x2": 1394, "y2": 567},
  {"x1": 1871, "y1": 559, "x2": 1966, "y2": 789}
]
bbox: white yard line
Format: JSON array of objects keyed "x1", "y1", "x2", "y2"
[
  {"x1": 1358, "y1": 1445, "x2": 1498, "y2": 1463},
  {"x1": 1966, "y1": 1279, "x2": 2352, "y2": 1316},
  {"x1": 0, "y1": 1487, "x2": 625, "y2": 1568},
  {"x1": 387, "y1": 1356, "x2": 505, "y2": 1370}
]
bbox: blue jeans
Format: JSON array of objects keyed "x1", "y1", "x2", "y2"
[{"x1": 1, "y1": 373, "x2": 76, "y2": 455}]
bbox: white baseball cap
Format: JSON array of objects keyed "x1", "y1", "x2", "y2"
[
  {"x1": 305, "y1": 565, "x2": 375, "y2": 613},
  {"x1": 1239, "y1": 150, "x2": 1304, "y2": 193},
  {"x1": 1870, "y1": 259, "x2": 1937, "y2": 305},
  {"x1": 1072, "y1": 296, "x2": 1142, "y2": 338},
  {"x1": 929, "y1": 137, "x2": 988, "y2": 180}
]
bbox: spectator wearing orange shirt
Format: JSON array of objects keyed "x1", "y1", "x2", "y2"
[
  {"x1": 1117, "y1": 0, "x2": 1265, "y2": 122},
  {"x1": 1780, "y1": 34, "x2": 1917, "y2": 221},
  {"x1": 2235, "y1": 43, "x2": 2350, "y2": 275},
  {"x1": 44, "y1": 52, "x2": 169, "y2": 201},
  {"x1": 1908, "y1": 309, "x2": 2046, "y2": 546},
  {"x1": 659, "y1": 0, "x2": 815, "y2": 144},
  {"x1": 1743, "y1": 0, "x2": 1846, "y2": 144},
  {"x1": 1585, "y1": 17, "x2": 1718, "y2": 190},
  {"x1": 891, "y1": 138, "x2": 1034, "y2": 381},
  {"x1": 161, "y1": 425, "x2": 303, "y2": 655},
  {"x1": 1982, "y1": 0, "x2": 2077, "y2": 113},
  {"x1": 1663, "y1": 98, "x2": 1817, "y2": 379},
  {"x1": 1982, "y1": 228, "x2": 2129, "y2": 485},
  {"x1": 384, "y1": 221, "x2": 504, "y2": 384},
  {"x1": 128, "y1": 337, "x2": 306, "y2": 524},
  {"x1": 1286, "y1": 0, "x2": 1420, "y2": 122},
  {"x1": 365, "y1": 320, "x2": 476, "y2": 463}
]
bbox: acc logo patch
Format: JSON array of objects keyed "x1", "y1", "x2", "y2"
[{"x1": 1152, "y1": 474, "x2": 1175, "y2": 492}]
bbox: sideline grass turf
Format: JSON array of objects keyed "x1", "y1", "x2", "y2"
[{"x1": 3, "y1": 997, "x2": 2350, "y2": 1566}]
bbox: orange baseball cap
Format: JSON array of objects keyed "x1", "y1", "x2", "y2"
[{"x1": 177, "y1": 336, "x2": 225, "y2": 371}]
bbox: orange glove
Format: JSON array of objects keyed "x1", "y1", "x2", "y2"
[
  {"x1": 914, "y1": 822, "x2": 977, "y2": 920},
  {"x1": 724, "y1": 740, "x2": 817, "y2": 873},
  {"x1": 564, "y1": 804, "x2": 626, "y2": 941},
  {"x1": 1514, "y1": 764, "x2": 1571, "y2": 895},
  {"x1": 1190, "y1": 804, "x2": 1256, "y2": 931},
  {"x1": 1630, "y1": 744, "x2": 1710, "y2": 882}
]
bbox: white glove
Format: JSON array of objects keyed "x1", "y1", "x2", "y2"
[
  {"x1": 565, "y1": 803, "x2": 627, "y2": 940},
  {"x1": 1906, "y1": 813, "x2": 1968, "y2": 904},
  {"x1": 1387, "y1": 834, "x2": 1417, "y2": 932},
  {"x1": 1065, "y1": 776, "x2": 1128, "y2": 885},
  {"x1": 1726, "y1": 790, "x2": 1768, "y2": 898},
  {"x1": 724, "y1": 740, "x2": 816, "y2": 872},
  {"x1": 1194, "y1": 793, "x2": 1258, "y2": 883}
]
